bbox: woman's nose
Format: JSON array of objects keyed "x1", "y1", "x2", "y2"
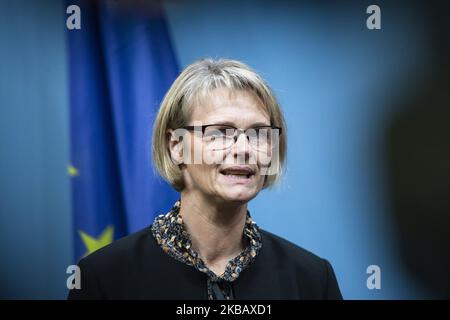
[{"x1": 231, "y1": 132, "x2": 251, "y2": 162}]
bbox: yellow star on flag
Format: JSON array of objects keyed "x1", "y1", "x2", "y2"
[
  {"x1": 68, "y1": 164, "x2": 79, "y2": 177},
  {"x1": 79, "y1": 225, "x2": 114, "y2": 256}
]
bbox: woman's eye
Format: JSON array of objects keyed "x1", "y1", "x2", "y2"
[
  {"x1": 204, "y1": 127, "x2": 236, "y2": 141},
  {"x1": 205, "y1": 132, "x2": 224, "y2": 140}
]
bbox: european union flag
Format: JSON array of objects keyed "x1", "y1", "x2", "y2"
[{"x1": 66, "y1": 0, "x2": 179, "y2": 260}]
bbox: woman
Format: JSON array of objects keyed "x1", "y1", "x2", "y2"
[{"x1": 68, "y1": 59, "x2": 342, "y2": 300}]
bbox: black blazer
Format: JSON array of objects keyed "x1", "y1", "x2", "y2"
[{"x1": 68, "y1": 226, "x2": 343, "y2": 300}]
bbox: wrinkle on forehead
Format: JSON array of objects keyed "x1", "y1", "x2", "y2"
[{"x1": 188, "y1": 88, "x2": 271, "y2": 126}]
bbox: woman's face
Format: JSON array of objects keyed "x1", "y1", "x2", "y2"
[{"x1": 179, "y1": 88, "x2": 271, "y2": 205}]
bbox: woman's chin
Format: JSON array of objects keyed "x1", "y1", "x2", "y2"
[{"x1": 216, "y1": 187, "x2": 259, "y2": 203}]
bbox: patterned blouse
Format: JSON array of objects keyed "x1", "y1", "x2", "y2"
[{"x1": 151, "y1": 200, "x2": 262, "y2": 300}]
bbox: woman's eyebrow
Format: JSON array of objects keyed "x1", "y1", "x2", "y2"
[
  {"x1": 250, "y1": 122, "x2": 272, "y2": 127},
  {"x1": 206, "y1": 121, "x2": 271, "y2": 127}
]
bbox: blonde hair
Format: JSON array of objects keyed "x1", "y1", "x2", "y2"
[{"x1": 152, "y1": 58, "x2": 287, "y2": 191}]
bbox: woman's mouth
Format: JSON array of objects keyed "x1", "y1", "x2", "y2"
[{"x1": 219, "y1": 166, "x2": 256, "y2": 183}]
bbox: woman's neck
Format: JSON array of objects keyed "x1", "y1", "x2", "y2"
[{"x1": 179, "y1": 191, "x2": 248, "y2": 275}]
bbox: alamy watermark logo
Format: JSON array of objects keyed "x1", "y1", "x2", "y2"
[
  {"x1": 66, "y1": 265, "x2": 81, "y2": 290},
  {"x1": 366, "y1": 5, "x2": 381, "y2": 30},
  {"x1": 66, "y1": 5, "x2": 81, "y2": 30},
  {"x1": 169, "y1": 122, "x2": 282, "y2": 176},
  {"x1": 366, "y1": 265, "x2": 381, "y2": 290}
]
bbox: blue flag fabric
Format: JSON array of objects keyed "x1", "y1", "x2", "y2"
[{"x1": 66, "y1": 0, "x2": 179, "y2": 260}]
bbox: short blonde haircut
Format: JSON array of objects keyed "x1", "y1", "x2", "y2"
[{"x1": 152, "y1": 58, "x2": 287, "y2": 191}]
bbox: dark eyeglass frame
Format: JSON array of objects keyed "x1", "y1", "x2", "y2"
[
  {"x1": 181, "y1": 123, "x2": 281, "y2": 151},
  {"x1": 180, "y1": 124, "x2": 282, "y2": 151},
  {"x1": 181, "y1": 124, "x2": 282, "y2": 136}
]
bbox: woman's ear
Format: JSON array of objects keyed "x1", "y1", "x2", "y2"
[{"x1": 167, "y1": 129, "x2": 184, "y2": 165}]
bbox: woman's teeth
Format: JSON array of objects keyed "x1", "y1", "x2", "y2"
[
  {"x1": 224, "y1": 173, "x2": 251, "y2": 179},
  {"x1": 226, "y1": 173, "x2": 250, "y2": 179}
]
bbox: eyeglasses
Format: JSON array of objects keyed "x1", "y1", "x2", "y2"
[{"x1": 182, "y1": 124, "x2": 282, "y2": 152}]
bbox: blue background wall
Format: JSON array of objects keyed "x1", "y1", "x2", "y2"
[
  {"x1": 0, "y1": 0, "x2": 71, "y2": 299},
  {"x1": 0, "y1": 0, "x2": 436, "y2": 298}
]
